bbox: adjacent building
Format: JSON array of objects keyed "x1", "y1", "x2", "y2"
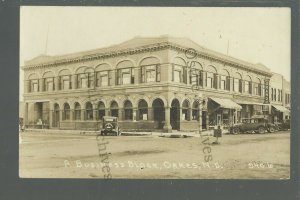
[{"x1": 22, "y1": 36, "x2": 290, "y2": 132}]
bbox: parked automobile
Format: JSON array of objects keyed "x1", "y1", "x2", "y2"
[
  {"x1": 230, "y1": 117, "x2": 277, "y2": 134},
  {"x1": 100, "y1": 116, "x2": 121, "y2": 136},
  {"x1": 276, "y1": 119, "x2": 291, "y2": 131}
]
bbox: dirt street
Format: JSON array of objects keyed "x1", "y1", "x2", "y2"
[{"x1": 19, "y1": 131, "x2": 290, "y2": 179}]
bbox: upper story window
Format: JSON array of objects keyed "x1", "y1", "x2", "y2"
[
  {"x1": 58, "y1": 69, "x2": 72, "y2": 90},
  {"x1": 207, "y1": 72, "x2": 214, "y2": 88},
  {"x1": 244, "y1": 75, "x2": 252, "y2": 94},
  {"x1": 233, "y1": 72, "x2": 242, "y2": 93},
  {"x1": 116, "y1": 60, "x2": 134, "y2": 85},
  {"x1": 271, "y1": 88, "x2": 274, "y2": 101},
  {"x1": 278, "y1": 89, "x2": 281, "y2": 101},
  {"x1": 139, "y1": 57, "x2": 161, "y2": 83},
  {"x1": 96, "y1": 71, "x2": 112, "y2": 87},
  {"x1": 27, "y1": 73, "x2": 39, "y2": 93},
  {"x1": 219, "y1": 69, "x2": 230, "y2": 91},
  {"x1": 42, "y1": 71, "x2": 55, "y2": 92},
  {"x1": 95, "y1": 63, "x2": 112, "y2": 87},
  {"x1": 75, "y1": 67, "x2": 94, "y2": 89},
  {"x1": 274, "y1": 88, "x2": 277, "y2": 101},
  {"x1": 117, "y1": 68, "x2": 133, "y2": 85},
  {"x1": 172, "y1": 57, "x2": 187, "y2": 84},
  {"x1": 141, "y1": 65, "x2": 161, "y2": 83},
  {"x1": 253, "y1": 77, "x2": 261, "y2": 96},
  {"x1": 189, "y1": 62, "x2": 203, "y2": 86}
]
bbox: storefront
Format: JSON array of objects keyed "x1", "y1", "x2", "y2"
[
  {"x1": 271, "y1": 105, "x2": 290, "y2": 123},
  {"x1": 207, "y1": 97, "x2": 242, "y2": 128}
]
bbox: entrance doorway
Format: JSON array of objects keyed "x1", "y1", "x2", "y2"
[{"x1": 170, "y1": 99, "x2": 180, "y2": 130}]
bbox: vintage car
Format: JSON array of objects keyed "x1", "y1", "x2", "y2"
[
  {"x1": 276, "y1": 119, "x2": 291, "y2": 131},
  {"x1": 100, "y1": 116, "x2": 121, "y2": 136},
  {"x1": 229, "y1": 117, "x2": 277, "y2": 134}
]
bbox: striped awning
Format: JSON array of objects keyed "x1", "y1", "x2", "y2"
[{"x1": 209, "y1": 97, "x2": 242, "y2": 110}]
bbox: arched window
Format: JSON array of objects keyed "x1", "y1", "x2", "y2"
[
  {"x1": 138, "y1": 100, "x2": 148, "y2": 120},
  {"x1": 58, "y1": 69, "x2": 72, "y2": 90},
  {"x1": 95, "y1": 63, "x2": 112, "y2": 87},
  {"x1": 253, "y1": 77, "x2": 261, "y2": 96},
  {"x1": 110, "y1": 101, "x2": 119, "y2": 117},
  {"x1": 206, "y1": 65, "x2": 217, "y2": 89},
  {"x1": 192, "y1": 101, "x2": 199, "y2": 120},
  {"x1": 219, "y1": 69, "x2": 230, "y2": 91},
  {"x1": 98, "y1": 101, "x2": 105, "y2": 120},
  {"x1": 172, "y1": 57, "x2": 187, "y2": 84},
  {"x1": 182, "y1": 100, "x2": 190, "y2": 121},
  {"x1": 233, "y1": 72, "x2": 242, "y2": 93},
  {"x1": 76, "y1": 67, "x2": 94, "y2": 89},
  {"x1": 190, "y1": 62, "x2": 202, "y2": 86},
  {"x1": 116, "y1": 60, "x2": 134, "y2": 85},
  {"x1": 63, "y1": 103, "x2": 70, "y2": 120},
  {"x1": 140, "y1": 57, "x2": 161, "y2": 83},
  {"x1": 86, "y1": 102, "x2": 93, "y2": 120},
  {"x1": 27, "y1": 73, "x2": 39, "y2": 92},
  {"x1": 74, "y1": 102, "x2": 81, "y2": 120},
  {"x1": 124, "y1": 100, "x2": 133, "y2": 120},
  {"x1": 42, "y1": 71, "x2": 55, "y2": 91},
  {"x1": 244, "y1": 75, "x2": 252, "y2": 94}
]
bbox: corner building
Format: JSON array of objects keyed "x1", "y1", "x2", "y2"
[{"x1": 23, "y1": 36, "x2": 274, "y2": 132}]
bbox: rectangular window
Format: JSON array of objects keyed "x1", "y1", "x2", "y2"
[
  {"x1": 117, "y1": 68, "x2": 132, "y2": 85},
  {"x1": 97, "y1": 71, "x2": 109, "y2": 86},
  {"x1": 173, "y1": 65, "x2": 183, "y2": 83},
  {"x1": 261, "y1": 84, "x2": 265, "y2": 97},
  {"x1": 207, "y1": 72, "x2": 213, "y2": 88},
  {"x1": 274, "y1": 89, "x2": 277, "y2": 101},
  {"x1": 31, "y1": 80, "x2": 38, "y2": 92},
  {"x1": 145, "y1": 65, "x2": 156, "y2": 83},
  {"x1": 220, "y1": 75, "x2": 226, "y2": 90},
  {"x1": 244, "y1": 81, "x2": 249, "y2": 93},
  {"x1": 254, "y1": 83, "x2": 259, "y2": 95},
  {"x1": 174, "y1": 70, "x2": 181, "y2": 83}
]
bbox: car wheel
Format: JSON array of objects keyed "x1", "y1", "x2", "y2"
[
  {"x1": 232, "y1": 128, "x2": 240, "y2": 134},
  {"x1": 268, "y1": 127, "x2": 275, "y2": 133},
  {"x1": 258, "y1": 127, "x2": 265, "y2": 134}
]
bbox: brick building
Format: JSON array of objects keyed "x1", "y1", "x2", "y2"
[{"x1": 22, "y1": 36, "x2": 288, "y2": 132}]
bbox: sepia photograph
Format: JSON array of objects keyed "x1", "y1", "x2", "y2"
[{"x1": 19, "y1": 6, "x2": 291, "y2": 179}]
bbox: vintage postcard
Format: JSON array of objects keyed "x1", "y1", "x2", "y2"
[{"x1": 19, "y1": 6, "x2": 290, "y2": 179}]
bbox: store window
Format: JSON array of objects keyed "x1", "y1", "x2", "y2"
[
  {"x1": 138, "y1": 100, "x2": 148, "y2": 120},
  {"x1": 182, "y1": 100, "x2": 190, "y2": 121}
]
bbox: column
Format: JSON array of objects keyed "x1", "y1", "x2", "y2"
[
  {"x1": 230, "y1": 77, "x2": 234, "y2": 91},
  {"x1": 163, "y1": 107, "x2": 172, "y2": 133},
  {"x1": 72, "y1": 74, "x2": 77, "y2": 89},
  {"x1": 189, "y1": 108, "x2": 192, "y2": 121},
  {"x1": 134, "y1": 67, "x2": 139, "y2": 85},
  {"x1": 118, "y1": 109, "x2": 123, "y2": 121},
  {"x1": 49, "y1": 110, "x2": 54, "y2": 128},
  {"x1": 39, "y1": 79, "x2": 44, "y2": 92},
  {"x1": 23, "y1": 102, "x2": 28, "y2": 128},
  {"x1": 133, "y1": 108, "x2": 137, "y2": 121},
  {"x1": 59, "y1": 110, "x2": 63, "y2": 128},
  {"x1": 148, "y1": 107, "x2": 153, "y2": 121},
  {"x1": 55, "y1": 77, "x2": 60, "y2": 91},
  {"x1": 234, "y1": 109, "x2": 238, "y2": 124},
  {"x1": 70, "y1": 109, "x2": 74, "y2": 121},
  {"x1": 198, "y1": 108, "x2": 202, "y2": 132},
  {"x1": 206, "y1": 112, "x2": 209, "y2": 129},
  {"x1": 105, "y1": 108, "x2": 109, "y2": 116},
  {"x1": 81, "y1": 109, "x2": 85, "y2": 120},
  {"x1": 93, "y1": 109, "x2": 98, "y2": 121}
]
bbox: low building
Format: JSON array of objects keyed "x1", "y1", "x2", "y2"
[{"x1": 22, "y1": 36, "x2": 279, "y2": 132}]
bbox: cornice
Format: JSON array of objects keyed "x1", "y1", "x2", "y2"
[{"x1": 22, "y1": 42, "x2": 273, "y2": 77}]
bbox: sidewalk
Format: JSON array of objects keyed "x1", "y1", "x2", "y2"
[{"x1": 22, "y1": 128, "x2": 226, "y2": 137}]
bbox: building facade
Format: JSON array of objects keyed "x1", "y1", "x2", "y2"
[{"x1": 22, "y1": 36, "x2": 288, "y2": 132}]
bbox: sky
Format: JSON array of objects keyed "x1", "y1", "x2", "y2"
[{"x1": 20, "y1": 6, "x2": 291, "y2": 100}]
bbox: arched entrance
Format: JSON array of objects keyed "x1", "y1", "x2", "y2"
[
  {"x1": 152, "y1": 98, "x2": 165, "y2": 129},
  {"x1": 170, "y1": 99, "x2": 180, "y2": 130},
  {"x1": 53, "y1": 103, "x2": 60, "y2": 127}
]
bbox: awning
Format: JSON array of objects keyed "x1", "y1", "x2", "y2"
[
  {"x1": 234, "y1": 100, "x2": 265, "y2": 105},
  {"x1": 209, "y1": 97, "x2": 242, "y2": 110},
  {"x1": 272, "y1": 105, "x2": 290, "y2": 113}
]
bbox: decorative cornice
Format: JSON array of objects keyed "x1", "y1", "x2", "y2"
[{"x1": 22, "y1": 41, "x2": 272, "y2": 77}]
